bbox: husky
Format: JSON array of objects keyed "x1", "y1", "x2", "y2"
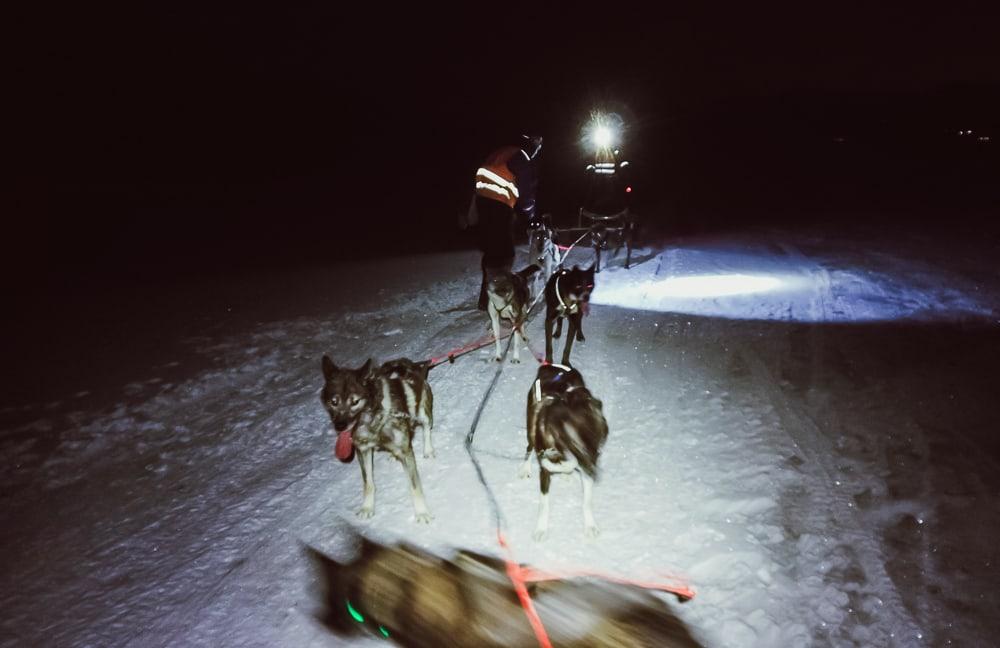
[
  {"x1": 486, "y1": 264, "x2": 540, "y2": 363},
  {"x1": 543, "y1": 264, "x2": 596, "y2": 365},
  {"x1": 528, "y1": 214, "x2": 559, "y2": 287},
  {"x1": 520, "y1": 363, "x2": 608, "y2": 541},
  {"x1": 305, "y1": 536, "x2": 703, "y2": 648},
  {"x1": 320, "y1": 355, "x2": 434, "y2": 523},
  {"x1": 377, "y1": 357, "x2": 433, "y2": 385}
]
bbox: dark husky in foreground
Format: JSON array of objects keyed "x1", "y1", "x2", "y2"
[
  {"x1": 544, "y1": 264, "x2": 596, "y2": 365},
  {"x1": 305, "y1": 537, "x2": 703, "y2": 647},
  {"x1": 521, "y1": 363, "x2": 608, "y2": 541},
  {"x1": 486, "y1": 263, "x2": 540, "y2": 363},
  {"x1": 321, "y1": 356, "x2": 434, "y2": 523}
]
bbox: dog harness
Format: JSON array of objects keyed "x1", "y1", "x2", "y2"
[
  {"x1": 532, "y1": 363, "x2": 574, "y2": 400},
  {"x1": 553, "y1": 272, "x2": 580, "y2": 315}
]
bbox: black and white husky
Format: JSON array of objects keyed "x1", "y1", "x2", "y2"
[
  {"x1": 486, "y1": 264, "x2": 540, "y2": 363},
  {"x1": 320, "y1": 356, "x2": 434, "y2": 523},
  {"x1": 520, "y1": 363, "x2": 608, "y2": 540},
  {"x1": 544, "y1": 264, "x2": 595, "y2": 365}
]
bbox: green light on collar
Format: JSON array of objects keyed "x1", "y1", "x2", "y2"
[
  {"x1": 346, "y1": 599, "x2": 365, "y2": 623},
  {"x1": 378, "y1": 625, "x2": 390, "y2": 637}
]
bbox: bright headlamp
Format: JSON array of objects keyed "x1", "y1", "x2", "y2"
[
  {"x1": 592, "y1": 125, "x2": 614, "y2": 149},
  {"x1": 583, "y1": 111, "x2": 623, "y2": 153}
]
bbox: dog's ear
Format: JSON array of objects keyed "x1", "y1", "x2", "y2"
[
  {"x1": 357, "y1": 358, "x2": 374, "y2": 381},
  {"x1": 415, "y1": 359, "x2": 432, "y2": 379},
  {"x1": 322, "y1": 355, "x2": 337, "y2": 379},
  {"x1": 584, "y1": 263, "x2": 595, "y2": 275}
]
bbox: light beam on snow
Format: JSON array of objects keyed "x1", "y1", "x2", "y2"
[
  {"x1": 641, "y1": 274, "x2": 782, "y2": 298},
  {"x1": 586, "y1": 242, "x2": 994, "y2": 322},
  {"x1": 590, "y1": 272, "x2": 797, "y2": 318}
]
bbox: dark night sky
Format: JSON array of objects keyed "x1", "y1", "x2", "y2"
[{"x1": 9, "y1": 3, "x2": 1000, "y2": 283}]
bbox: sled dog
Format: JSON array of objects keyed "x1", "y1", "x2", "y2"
[
  {"x1": 543, "y1": 264, "x2": 595, "y2": 365},
  {"x1": 520, "y1": 363, "x2": 608, "y2": 541},
  {"x1": 305, "y1": 536, "x2": 702, "y2": 647},
  {"x1": 486, "y1": 264, "x2": 540, "y2": 363},
  {"x1": 320, "y1": 355, "x2": 434, "y2": 523}
]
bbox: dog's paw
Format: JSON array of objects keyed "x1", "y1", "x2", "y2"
[
  {"x1": 532, "y1": 528, "x2": 549, "y2": 542},
  {"x1": 493, "y1": 355, "x2": 503, "y2": 363},
  {"x1": 510, "y1": 356, "x2": 521, "y2": 364},
  {"x1": 423, "y1": 448, "x2": 436, "y2": 459},
  {"x1": 518, "y1": 464, "x2": 531, "y2": 479},
  {"x1": 576, "y1": 333, "x2": 586, "y2": 342},
  {"x1": 414, "y1": 512, "x2": 434, "y2": 524},
  {"x1": 357, "y1": 506, "x2": 375, "y2": 519},
  {"x1": 584, "y1": 524, "x2": 601, "y2": 539}
]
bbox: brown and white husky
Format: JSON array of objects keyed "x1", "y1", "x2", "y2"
[{"x1": 320, "y1": 356, "x2": 434, "y2": 523}]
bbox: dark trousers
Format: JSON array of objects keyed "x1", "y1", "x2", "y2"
[{"x1": 475, "y1": 196, "x2": 515, "y2": 309}]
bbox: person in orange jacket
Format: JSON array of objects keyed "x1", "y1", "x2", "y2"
[{"x1": 470, "y1": 134, "x2": 543, "y2": 310}]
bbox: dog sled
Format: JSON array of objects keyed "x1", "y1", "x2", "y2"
[{"x1": 528, "y1": 208, "x2": 637, "y2": 275}]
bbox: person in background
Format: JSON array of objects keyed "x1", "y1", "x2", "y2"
[
  {"x1": 582, "y1": 145, "x2": 631, "y2": 217},
  {"x1": 470, "y1": 134, "x2": 543, "y2": 310}
]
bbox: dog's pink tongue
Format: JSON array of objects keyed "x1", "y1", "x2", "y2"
[{"x1": 335, "y1": 429, "x2": 355, "y2": 462}]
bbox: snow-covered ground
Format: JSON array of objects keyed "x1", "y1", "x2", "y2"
[{"x1": 2, "y1": 226, "x2": 1000, "y2": 647}]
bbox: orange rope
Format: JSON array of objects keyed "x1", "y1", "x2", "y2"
[
  {"x1": 427, "y1": 331, "x2": 512, "y2": 368},
  {"x1": 497, "y1": 532, "x2": 553, "y2": 648},
  {"x1": 496, "y1": 531, "x2": 696, "y2": 648},
  {"x1": 518, "y1": 565, "x2": 695, "y2": 602}
]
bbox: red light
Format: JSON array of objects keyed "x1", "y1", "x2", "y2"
[{"x1": 625, "y1": 186, "x2": 632, "y2": 193}]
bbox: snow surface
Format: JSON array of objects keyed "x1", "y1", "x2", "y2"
[{"x1": 2, "y1": 228, "x2": 999, "y2": 647}]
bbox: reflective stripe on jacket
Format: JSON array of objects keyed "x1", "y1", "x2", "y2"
[{"x1": 475, "y1": 146, "x2": 524, "y2": 208}]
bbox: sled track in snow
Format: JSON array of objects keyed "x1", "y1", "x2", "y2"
[
  {"x1": 740, "y1": 342, "x2": 923, "y2": 644},
  {"x1": 120, "y1": 449, "x2": 326, "y2": 647}
]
